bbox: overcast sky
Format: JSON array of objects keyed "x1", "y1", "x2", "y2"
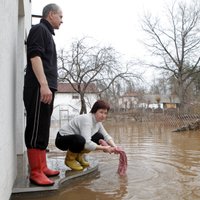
[
  {"x1": 31, "y1": 0, "x2": 180, "y2": 84},
  {"x1": 32, "y1": 0, "x2": 168, "y2": 57}
]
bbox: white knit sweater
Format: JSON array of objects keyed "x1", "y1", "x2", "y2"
[{"x1": 59, "y1": 113, "x2": 113, "y2": 151}]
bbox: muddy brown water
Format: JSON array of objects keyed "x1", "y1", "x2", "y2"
[{"x1": 11, "y1": 119, "x2": 200, "y2": 200}]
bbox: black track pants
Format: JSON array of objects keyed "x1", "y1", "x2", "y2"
[
  {"x1": 55, "y1": 132, "x2": 104, "y2": 153},
  {"x1": 23, "y1": 86, "x2": 54, "y2": 149}
]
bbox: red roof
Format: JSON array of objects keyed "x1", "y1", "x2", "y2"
[{"x1": 57, "y1": 82, "x2": 98, "y2": 93}]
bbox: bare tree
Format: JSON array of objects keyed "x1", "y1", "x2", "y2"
[
  {"x1": 141, "y1": 0, "x2": 200, "y2": 112},
  {"x1": 57, "y1": 38, "x2": 137, "y2": 114}
]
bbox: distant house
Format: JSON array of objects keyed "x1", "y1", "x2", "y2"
[
  {"x1": 118, "y1": 93, "x2": 180, "y2": 111},
  {"x1": 140, "y1": 94, "x2": 180, "y2": 111},
  {"x1": 118, "y1": 92, "x2": 139, "y2": 111},
  {"x1": 52, "y1": 82, "x2": 99, "y2": 120}
]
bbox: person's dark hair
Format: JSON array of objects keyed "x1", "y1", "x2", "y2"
[
  {"x1": 90, "y1": 100, "x2": 110, "y2": 113},
  {"x1": 42, "y1": 4, "x2": 60, "y2": 18}
]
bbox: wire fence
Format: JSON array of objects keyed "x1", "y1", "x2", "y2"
[{"x1": 108, "y1": 109, "x2": 200, "y2": 129}]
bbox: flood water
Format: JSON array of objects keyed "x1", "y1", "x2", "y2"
[{"x1": 12, "y1": 119, "x2": 200, "y2": 200}]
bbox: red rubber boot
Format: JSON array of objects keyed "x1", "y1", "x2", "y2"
[
  {"x1": 27, "y1": 149, "x2": 54, "y2": 186},
  {"x1": 41, "y1": 150, "x2": 60, "y2": 177}
]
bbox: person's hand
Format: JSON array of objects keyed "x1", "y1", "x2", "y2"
[
  {"x1": 40, "y1": 85, "x2": 52, "y2": 104},
  {"x1": 103, "y1": 146, "x2": 115, "y2": 154},
  {"x1": 112, "y1": 146, "x2": 124, "y2": 154},
  {"x1": 115, "y1": 146, "x2": 123, "y2": 152}
]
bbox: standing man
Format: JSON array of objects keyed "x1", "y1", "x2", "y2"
[{"x1": 23, "y1": 4, "x2": 63, "y2": 186}]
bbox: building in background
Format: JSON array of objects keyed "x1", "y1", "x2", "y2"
[
  {"x1": 53, "y1": 82, "x2": 99, "y2": 122},
  {"x1": 0, "y1": 1, "x2": 31, "y2": 200},
  {"x1": 118, "y1": 93, "x2": 180, "y2": 112}
]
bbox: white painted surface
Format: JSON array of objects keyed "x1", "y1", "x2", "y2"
[
  {"x1": 0, "y1": 0, "x2": 31, "y2": 199},
  {"x1": 53, "y1": 93, "x2": 98, "y2": 120}
]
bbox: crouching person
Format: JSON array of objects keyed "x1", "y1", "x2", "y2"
[{"x1": 55, "y1": 100, "x2": 118, "y2": 170}]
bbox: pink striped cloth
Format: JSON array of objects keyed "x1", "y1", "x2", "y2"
[{"x1": 99, "y1": 139, "x2": 127, "y2": 176}]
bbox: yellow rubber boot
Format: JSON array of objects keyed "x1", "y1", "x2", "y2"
[
  {"x1": 65, "y1": 151, "x2": 83, "y2": 171},
  {"x1": 76, "y1": 149, "x2": 90, "y2": 167}
]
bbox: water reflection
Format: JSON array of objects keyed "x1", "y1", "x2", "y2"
[
  {"x1": 58, "y1": 173, "x2": 128, "y2": 200},
  {"x1": 12, "y1": 120, "x2": 200, "y2": 200}
]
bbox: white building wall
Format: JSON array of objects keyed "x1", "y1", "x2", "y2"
[
  {"x1": 16, "y1": 0, "x2": 31, "y2": 155},
  {"x1": 53, "y1": 93, "x2": 98, "y2": 120},
  {"x1": 0, "y1": 1, "x2": 31, "y2": 200}
]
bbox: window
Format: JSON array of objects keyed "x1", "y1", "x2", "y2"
[{"x1": 72, "y1": 94, "x2": 79, "y2": 99}]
